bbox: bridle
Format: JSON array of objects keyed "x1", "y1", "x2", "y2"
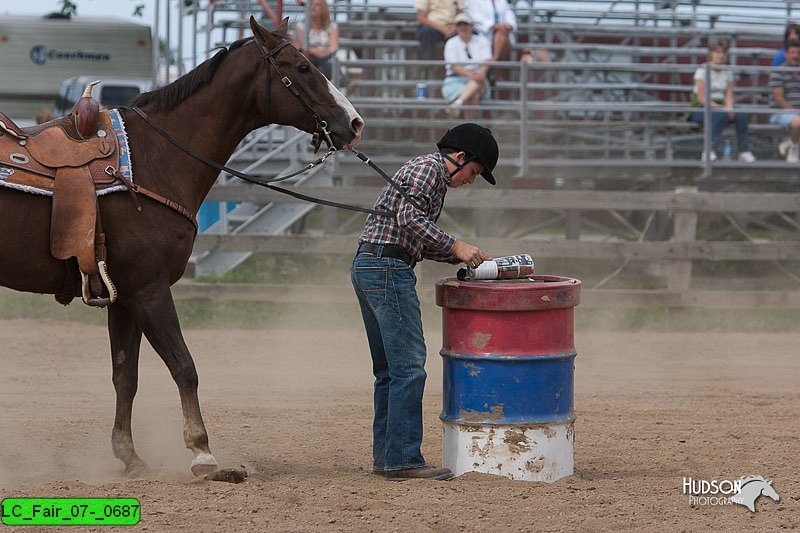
[
  {"x1": 124, "y1": 33, "x2": 427, "y2": 222},
  {"x1": 251, "y1": 37, "x2": 333, "y2": 153}
]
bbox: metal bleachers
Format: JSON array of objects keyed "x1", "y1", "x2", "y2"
[
  {"x1": 163, "y1": 1, "x2": 800, "y2": 176},
  {"x1": 153, "y1": 1, "x2": 800, "y2": 275}
]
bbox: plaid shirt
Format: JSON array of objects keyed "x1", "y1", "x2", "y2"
[{"x1": 359, "y1": 152, "x2": 459, "y2": 264}]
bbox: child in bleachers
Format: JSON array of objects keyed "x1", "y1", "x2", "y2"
[
  {"x1": 772, "y1": 22, "x2": 800, "y2": 67},
  {"x1": 689, "y1": 39, "x2": 756, "y2": 163}
]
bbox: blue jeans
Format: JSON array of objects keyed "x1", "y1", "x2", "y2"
[
  {"x1": 350, "y1": 252, "x2": 427, "y2": 472},
  {"x1": 417, "y1": 25, "x2": 445, "y2": 61},
  {"x1": 690, "y1": 110, "x2": 751, "y2": 153}
]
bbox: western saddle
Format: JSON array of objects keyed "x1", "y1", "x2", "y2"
[{"x1": 0, "y1": 86, "x2": 125, "y2": 307}]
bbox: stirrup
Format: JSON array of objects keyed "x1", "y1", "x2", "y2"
[{"x1": 81, "y1": 261, "x2": 118, "y2": 307}]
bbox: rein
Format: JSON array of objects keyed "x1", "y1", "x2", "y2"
[
  {"x1": 127, "y1": 105, "x2": 392, "y2": 217},
  {"x1": 122, "y1": 35, "x2": 426, "y2": 219}
]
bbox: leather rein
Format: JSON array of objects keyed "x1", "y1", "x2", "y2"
[{"x1": 124, "y1": 35, "x2": 425, "y2": 224}]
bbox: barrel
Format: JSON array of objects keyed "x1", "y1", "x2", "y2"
[{"x1": 435, "y1": 275, "x2": 581, "y2": 482}]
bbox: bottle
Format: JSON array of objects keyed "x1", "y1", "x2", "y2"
[
  {"x1": 723, "y1": 139, "x2": 732, "y2": 160},
  {"x1": 416, "y1": 69, "x2": 428, "y2": 99},
  {"x1": 457, "y1": 254, "x2": 535, "y2": 281}
]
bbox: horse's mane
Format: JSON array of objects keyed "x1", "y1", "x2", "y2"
[{"x1": 130, "y1": 37, "x2": 252, "y2": 112}]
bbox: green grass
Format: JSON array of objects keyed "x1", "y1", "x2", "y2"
[
  {"x1": 197, "y1": 253, "x2": 354, "y2": 284},
  {"x1": 3, "y1": 292, "x2": 800, "y2": 332},
  {"x1": 0, "y1": 293, "x2": 363, "y2": 330},
  {"x1": 576, "y1": 307, "x2": 800, "y2": 333}
]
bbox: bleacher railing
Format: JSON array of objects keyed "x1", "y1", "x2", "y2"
[{"x1": 336, "y1": 56, "x2": 797, "y2": 181}]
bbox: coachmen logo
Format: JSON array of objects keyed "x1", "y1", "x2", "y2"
[
  {"x1": 683, "y1": 475, "x2": 780, "y2": 512},
  {"x1": 29, "y1": 45, "x2": 111, "y2": 66}
]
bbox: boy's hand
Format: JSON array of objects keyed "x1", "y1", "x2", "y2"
[{"x1": 451, "y1": 240, "x2": 492, "y2": 268}]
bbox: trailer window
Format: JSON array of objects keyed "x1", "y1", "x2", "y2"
[
  {"x1": 100, "y1": 86, "x2": 142, "y2": 107},
  {"x1": 55, "y1": 80, "x2": 84, "y2": 116}
]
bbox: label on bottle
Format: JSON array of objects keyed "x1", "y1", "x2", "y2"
[{"x1": 457, "y1": 254, "x2": 535, "y2": 281}]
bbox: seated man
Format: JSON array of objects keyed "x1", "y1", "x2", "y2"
[
  {"x1": 442, "y1": 12, "x2": 493, "y2": 119},
  {"x1": 465, "y1": 0, "x2": 516, "y2": 63},
  {"x1": 769, "y1": 39, "x2": 800, "y2": 162},
  {"x1": 416, "y1": 0, "x2": 462, "y2": 71}
]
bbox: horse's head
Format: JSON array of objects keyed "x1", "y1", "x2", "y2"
[
  {"x1": 249, "y1": 17, "x2": 364, "y2": 150},
  {"x1": 761, "y1": 480, "x2": 780, "y2": 502},
  {"x1": 733, "y1": 476, "x2": 780, "y2": 512}
]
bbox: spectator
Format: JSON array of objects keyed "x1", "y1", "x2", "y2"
[
  {"x1": 443, "y1": 12, "x2": 493, "y2": 119},
  {"x1": 772, "y1": 22, "x2": 800, "y2": 67},
  {"x1": 769, "y1": 39, "x2": 800, "y2": 162},
  {"x1": 415, "y1": 0, "x2": 462, "y2": 69},
  {"x1": 34, "y1": 107, "x2": 54, "y2": 125},
  {"x1": 465, "y1": 0, "x2": 516, "y2": 63},
  {"x1": 293, "y1": 0, "x2": 338, "y2": 80},
  {"x1": 689, "y1": 39, "x2": 756, "y2": 162}
]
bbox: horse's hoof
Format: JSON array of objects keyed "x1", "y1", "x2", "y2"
[
  {"x1": 125, "y1": 461, "x2": 150, "y2": 478},
  {"x1": 190, "y1": 452, "x2": 218, "y2": 477}
]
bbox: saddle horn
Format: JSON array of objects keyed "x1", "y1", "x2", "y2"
[{"x1": 72, "y1": 80, "x2": 101, "y2": 139}]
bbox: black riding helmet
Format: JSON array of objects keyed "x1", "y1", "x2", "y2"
[{"x1": 436, "y1": 123, "x2": 499, "y2": 185}]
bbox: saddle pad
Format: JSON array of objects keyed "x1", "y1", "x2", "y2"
[{"x1": 0, "y1": 108, "x2": 133, "y2": 197}]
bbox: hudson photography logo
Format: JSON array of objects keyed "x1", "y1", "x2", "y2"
[{"x1": 682, "y1": 475, "x2": 780, "y2": 512}]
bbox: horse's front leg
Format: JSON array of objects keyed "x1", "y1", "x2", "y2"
[
  {"x1": 108, "y1": 302, "x2": 149, "y2": 477},
  {"x1": 128, "y1": 283, "x2": 218, "y2": 476}
]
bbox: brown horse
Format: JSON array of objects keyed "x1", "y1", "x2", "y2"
[{"x1": 0, "y1": 17, "x2": 363, "y2": 477}]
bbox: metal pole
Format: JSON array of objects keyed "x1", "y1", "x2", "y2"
[
  {"x1": 165, "y1": 0, "x2": 171, "y2": 82},
  {"x1": 303, "y1": 0, "x2": 312, "y2": 53},
  {"x1": 702, "y1": 59, "x2": 712, "y2": 178},
  {"x1": 178, "y1": 0, "x2": 185, "y2": 76},
  {"x1": 152, "y1": 0, "x2": 160, "y2": 85},
  {"x1": 205, "y1": 0, "x2": 213, "y2": 66},
  {"x1": 519, "y1": 60, "x2": 529, "y2": 177},
  {"x1": 192, "y1": 4, "x2": 198, "y2": 69}
]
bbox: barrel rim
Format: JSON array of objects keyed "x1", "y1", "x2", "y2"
[{"x1": 436, "y1": 275, "x2": 581, "y2": 311}]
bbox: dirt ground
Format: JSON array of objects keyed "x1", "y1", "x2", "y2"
[{"x1": 1, "y1": 316, "x2": 798, "y2": 532}]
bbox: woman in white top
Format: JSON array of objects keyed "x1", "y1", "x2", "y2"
[
  {"x1": 293, "y1": 0, "x2": 339, "y2": 80},
  {"x1": 442, "y1": 12, "x2": 493, "y2": 119},
  {"x1": 690, "y1": 39, "x2": 755, "y2": 162}
]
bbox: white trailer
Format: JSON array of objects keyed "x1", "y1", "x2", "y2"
[{"x1": 0, "y1": 15, "x2": 152, "y2": 120}]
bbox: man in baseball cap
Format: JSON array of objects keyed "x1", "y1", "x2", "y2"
[{"x1": 351, "y1": 123, "x2": 498, "y2": 481}]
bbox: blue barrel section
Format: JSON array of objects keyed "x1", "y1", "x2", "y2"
[{"x1": 441, "y1": 352, "x2": 575, "y2": 425}]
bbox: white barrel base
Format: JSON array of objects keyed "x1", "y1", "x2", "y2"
[{"x1": 443, "y1": 421, "x2": 574, "y2": 482}]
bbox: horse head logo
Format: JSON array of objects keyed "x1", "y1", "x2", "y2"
[{"x1": 731, "y1": 475, "x2": 780, "y2": 512}]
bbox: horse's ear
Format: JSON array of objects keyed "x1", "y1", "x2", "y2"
[
  {"x1": 249, "y1": 15, "x2": 261, "y2": 35},
  {"x1": 249, "y1": 16, "x2": 281, "y2": 49},
  {"x1": 275, "y1": 17, "x2": 289, "y2": 38}
]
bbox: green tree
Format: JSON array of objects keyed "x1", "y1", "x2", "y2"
[
  {"x1": 59, "y1": 0, "x2": 146, "y2": 17},
  {"x1": 58, "y1": 0, "x2": 77, "y2": 16}
]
